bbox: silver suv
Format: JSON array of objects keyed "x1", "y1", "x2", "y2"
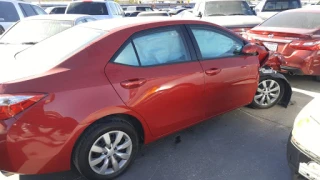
[
  {"x1": 0, "y1": 0, "x2": 46, "y2": 32},
  {"x1": 66, "y1": 0, "x2": 124, "y2": 20}
]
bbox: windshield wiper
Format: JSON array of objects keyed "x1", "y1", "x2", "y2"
[
  {"x1": 207, "y1": 13, "x2": 226, "y2": 16},
  {"x1": 229, "y1": 13, "x2": 246, "y2": 15},
  {"x1": 21, "y1": 42, "x2": 37, "y2": 45},
  {"x1": 0, "y1": 42, "x2": 9, "y2": 45}
]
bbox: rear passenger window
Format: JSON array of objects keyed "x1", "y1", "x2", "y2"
[
  {"x1": 133, "y1": 27, "x2": 191, "y2": 66},
  {"x1": 32, "y1": 5, "x2": 46, "y2": 15},
  {"x1": 114, "y1": 42, "x2": 139, "y2": 66},
  {"x1": 0, "y1": 1, "x2": 20, "y2": 22},
  {"x1": 19, "y1": 4, "x2": 36, "y2": 17}
]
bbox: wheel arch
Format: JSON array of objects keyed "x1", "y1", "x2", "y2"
[{"x1": 69, "y1": 111, "x2": 154, "y2": 170}]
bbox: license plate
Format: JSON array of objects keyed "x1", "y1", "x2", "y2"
[
  {"x1": 299, "y1": 162, "x2": 320, "y2": 180},
  {"x1": 263, "y1": 42, "x2": 278, "y2": 51}
]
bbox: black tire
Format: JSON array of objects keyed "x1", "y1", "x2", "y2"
[
  {"x1": 73, "y1": 117, "x2": 140, "y2": 180},
  {"x1": 250, "y1": 76, "x2": 285, "y2": 109}
]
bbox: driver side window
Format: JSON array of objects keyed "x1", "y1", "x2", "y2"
[{"x1": 190, "y1": 27, "x2": 243, "y2": 59}]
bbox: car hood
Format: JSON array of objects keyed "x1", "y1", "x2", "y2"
[
  {"x1": 0, "y1": 44, "x2": 31, "y2": 61},
  {"x1": 297, "y1": 97, "x2": 320, "y2": 122},
  {"x1": 202, "y1": 15, "x2": 263, "y2": 28}
]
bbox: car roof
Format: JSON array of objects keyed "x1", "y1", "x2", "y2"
[
  {"x1": 24, "y1": 14, "x2": 94, "y2": 21},
  {"x1": 79, "y1": 17, "x2": 209, "y2": 31},
  {"x1": 284, "y1": 8, "x2": 320, "y2": 13}
]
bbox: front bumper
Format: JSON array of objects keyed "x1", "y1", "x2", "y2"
[
  {"x1": 287, "y1": 135, "x2": 312, "y2": 173},
  {"x1": 287, "y1": 134, "x2": 320, "y2": 179}
]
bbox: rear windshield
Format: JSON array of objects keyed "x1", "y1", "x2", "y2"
[
  {"x1": 136, "y1": 7, "x2": 153, "y2": 11},
  {"x1": 204, "y1": 1, "x2": 254, "y2": 16},
  {"x1": 262, "y1": 0, "x2": 301, "y2": 11},
  {"x1": 0, "y1": 20, "x2": 73, "y2": 44},
  {"x1": 66, "y1": 2, "x2": 108, "y2": 15},
  {"x1": 260, "y1": 12, "x2": 320, "y2": 29},
  {"x1": 0, "y1": 1, "x2": 20, "y2": 22},
  {"x1": 53, "y1": 7, "x2": 67, "y2": 14}
]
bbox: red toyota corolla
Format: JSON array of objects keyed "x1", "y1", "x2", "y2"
[
  {"x1": 246, "y1": 8, "x2": 320, "y2": 81},
  {"x1": 0, "y1": 18, "x2": 287, "y2": 180}
]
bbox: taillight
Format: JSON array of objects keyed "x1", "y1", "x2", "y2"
[
  {"x1": 289, "y1": 40, "x2": 320, "y2": 51},
  {"x1": 0, "y1": 94, "x2": 46, "y2": 121}
]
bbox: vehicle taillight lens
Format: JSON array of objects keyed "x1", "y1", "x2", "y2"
[
  {"x1": 0, "y1": 94, "x2": 46, "y2": 121},
  {"x1": 289, "y1": 40, "x2": 320, "y2": 51}
]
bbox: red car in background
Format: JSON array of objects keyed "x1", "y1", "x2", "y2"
[
  {"x1": 0, "y1": 18, "x2": 291, "y2": 180},
  {"x1": 246, "y1": 8, "x2": 320, "y2": 81}
]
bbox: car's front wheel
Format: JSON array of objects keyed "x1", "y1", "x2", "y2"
[
  {"x1": 73, "y1": 117, "x2": 139, "y2": 180},
  {"x1": 250, "y1": 77, "x2": 284, "y2": 109}
]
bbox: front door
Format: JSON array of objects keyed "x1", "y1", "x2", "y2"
[
  {"x1": 187, "y1": 24, "x2": 260, "y2": 119},
  {"x1": 105, "y1": 26, "x2": 205, "y2": 137}
]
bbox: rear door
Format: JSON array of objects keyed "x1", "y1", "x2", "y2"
[
  {"x1": 105, "y1": 25, "x2": 205, "y2": 137},
  {"x1": 186, "y1": 24, "x2": 259, "y2": 119}
]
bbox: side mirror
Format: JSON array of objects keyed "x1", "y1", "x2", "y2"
[
  {"x1": 0, "y1": 25, "x2": 4, "y2": 36},
  {"x1": 197, "y1": 12, "x2": 203, "y2": 18}
]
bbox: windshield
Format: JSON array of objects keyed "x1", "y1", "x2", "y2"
[
  {"x1": 0, "y1": 20, "x2": 73, "y2": 44},
  {"x1": 0, "y1": 1, "x2": 20, "y2": 22},
  {"x1": 136, "y1": 7, "x2": 153, "y2": 11},
  {"x1": 204, "y1": 1, "x2": 254, "y2": 16},
  {"x1": 260, "y1": 12, "x2": 320, "y2": 29},
  {"x1": 262, "y1": 0, "x2": 301, "y2": 11},
  {"x1": 15, "y1": 26, "x2": 105, "y2": 70},
  {"x1": 66, "y1": 2, "x2": 108, "y2": 15}
]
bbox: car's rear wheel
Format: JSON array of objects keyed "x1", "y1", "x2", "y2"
[
  {"x1": 73, "y1": 117, "x2": 139, "y2": 180},
  {"x1": 250, "y1": 77, "x2": 284, "y2": 109}
]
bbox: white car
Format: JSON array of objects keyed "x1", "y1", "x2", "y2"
[
  {"x1": 287, "y1": 97, "x2": 320, "y2": 180},
  {"x1": 0, "y1": 0, "x2": 46, "y2": 31},
  {"x1": 191, "y1": 0, "x2": 264, "y2": 35},
  {"x1": 65, "y1": 0, "x2": 124, "y2": 20},
  {"x1": 0, "y1": 14, "x2": 96, "y2": 60},
  {"x1": 254, "y1": 0, "x2": 302, "y2": 20}
]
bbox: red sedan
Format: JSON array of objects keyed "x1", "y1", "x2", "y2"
[
  {"x1": 0, "y1": 18, "x2": 288, "y2": 180},
  {"x1": 246, "y1": 8, "x2": 320, "y2": 81}
]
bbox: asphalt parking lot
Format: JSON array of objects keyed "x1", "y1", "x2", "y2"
[{"x1": 1, "y1": 75, "x2": 318, "y2": 180}]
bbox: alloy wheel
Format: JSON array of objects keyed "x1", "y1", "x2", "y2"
[
  {"x1": 88, "y1": 131, "x2": 133, "y2": 175},
  {"x1": 254, "y1": 79, "x2": 281, "y2": 106}
]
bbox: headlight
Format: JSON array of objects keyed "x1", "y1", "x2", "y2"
[{"x1": 292, "y1": 115, "x2": 320, "y2": 158}]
